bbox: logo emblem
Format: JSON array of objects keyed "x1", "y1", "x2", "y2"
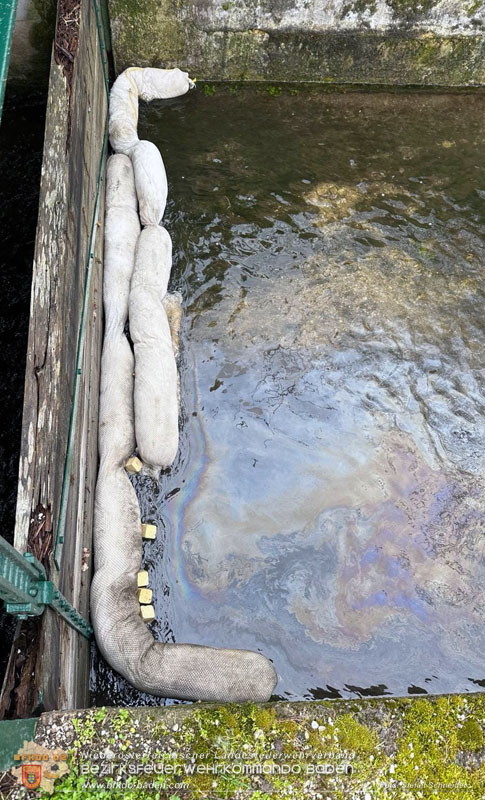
[
  {"x1": 12, "y1": 740, "x2": 69, "y2": 794},
  {"x1": 22, "y1": 764, "x2": 42, "y2": 790}
]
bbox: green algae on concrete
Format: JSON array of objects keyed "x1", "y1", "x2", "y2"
[
  {"x1": 108, "y1": 0, "x2": 485, "y2": 85},
  {"x1": 4, "y1": 693, "x2": 481, "y2": 799}
]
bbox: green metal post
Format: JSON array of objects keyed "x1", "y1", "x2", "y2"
[
  {"x1": 54, "y1": 124, "x2": 108, "y2": 569},
  {"x1": 0, "y1": 0, "x2": 19, "y2": 124}
]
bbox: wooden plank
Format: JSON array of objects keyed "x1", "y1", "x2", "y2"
[{"x1": 8, "y1": 0, "x2": 107, "y2": 713}]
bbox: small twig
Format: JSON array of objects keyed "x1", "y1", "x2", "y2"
[
  {"x1": 55, "y1": 42, "x2": 74, "y2": 62},
  {"x1": 39, "y1": 532, "x2": 52, "y2": 563}
]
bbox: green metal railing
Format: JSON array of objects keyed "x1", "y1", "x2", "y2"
[
  {"x1": 0, "y1": 0, "x2": 19, "y2": 123},
  {"x1": 54, "y1": 123, "x2": 108, "y2": 569},
  {"x1": 0, "y1": 534, "x2": 93, "y2": 638}
]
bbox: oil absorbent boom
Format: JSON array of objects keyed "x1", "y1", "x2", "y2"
[
  {"x1": 129, "y1": 225, "x2": 179, "y2": 474},
  {"x1": 91, "y1": 70, "x2": 277, "y2": 701}
]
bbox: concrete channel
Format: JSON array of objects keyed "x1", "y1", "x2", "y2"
[{"x1": 0, "y1": 0, "x2": 484, "y2": 794}]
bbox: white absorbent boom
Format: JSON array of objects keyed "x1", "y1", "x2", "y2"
[{"x1": 91, "y1": 68, "x2": 278, "y2": 701}]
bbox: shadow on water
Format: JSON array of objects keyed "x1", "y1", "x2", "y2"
[
  {"x1": 0, "y1": 91, "x2": 46, "y2": 687},
  {"x1": 92, "y1": 89, "x2": 485, "y2": 705}
]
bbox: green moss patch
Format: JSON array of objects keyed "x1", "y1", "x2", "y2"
[{"x1": 9, "y1": 694, "x2": 480, "y2": 799}]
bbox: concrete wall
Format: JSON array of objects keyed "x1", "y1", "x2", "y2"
[
  {"x1": 14, "y1": 695, "x2": 485, "y2": 796},
  {"x1": 8, "y1": 0, "x2": 57, "y2": 91},
  {"x1": 109, "y1": 0, "x2": 485, "y2": 84}
]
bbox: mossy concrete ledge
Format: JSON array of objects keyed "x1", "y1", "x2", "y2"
[
  {"x1": 1, "y1": 694, "x2": 484, "y2": 798},
  {"x1": 108, "y1": 0, "x2": 485, "y2": 85}
]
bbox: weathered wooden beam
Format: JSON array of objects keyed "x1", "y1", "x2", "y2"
[{"x1": 6, "y1": 0, "x2": 108, "y2": 714}]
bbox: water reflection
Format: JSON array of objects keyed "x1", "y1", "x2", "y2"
[{"x1": 92, "y1": 90, "x2": 485, "y2": 704}]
